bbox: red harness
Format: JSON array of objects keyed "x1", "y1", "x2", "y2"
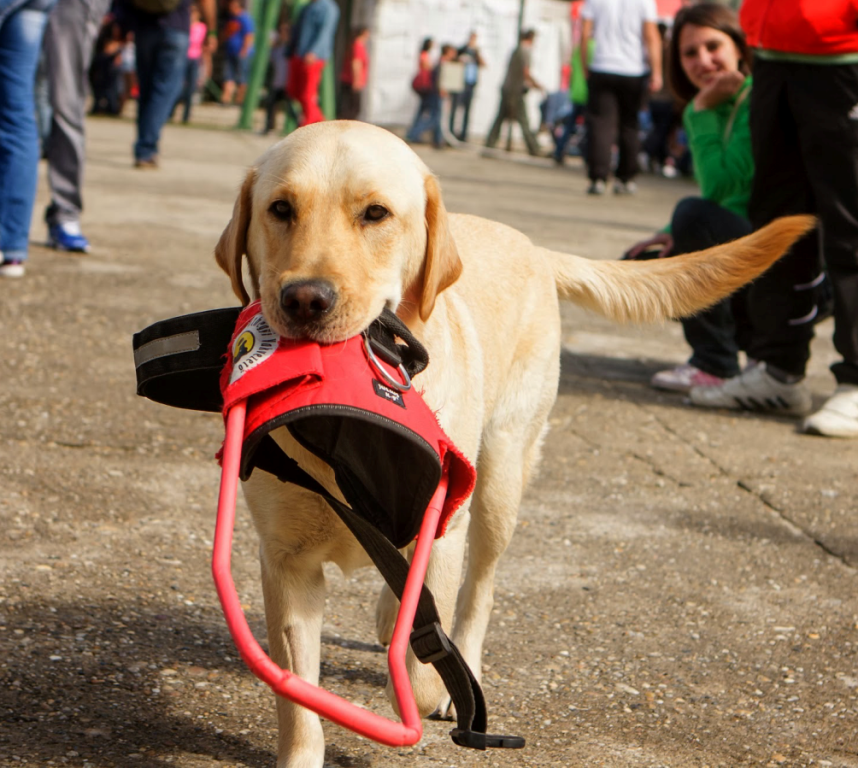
[
  {"x1": 133, "y1": 302, "x2": 524, "y2": 752},
  {"x1": 218, "y1": 301, "x2": 475, "y2": 544}
]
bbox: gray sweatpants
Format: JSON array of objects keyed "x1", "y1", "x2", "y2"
[{"x1": 42, "y1": 0, "x2": 112, "y2": 227}]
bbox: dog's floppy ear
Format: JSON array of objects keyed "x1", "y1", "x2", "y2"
[
  {"x1": 215, "y1": 168, "x2": 257, "y2": 306},
  {"x1": 420, "y1": 174, "x2": 462, "y2": 321}
]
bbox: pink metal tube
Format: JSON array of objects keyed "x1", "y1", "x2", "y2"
[{"x1": 212, "y1": 402, "x2": 448, "y2": 747}]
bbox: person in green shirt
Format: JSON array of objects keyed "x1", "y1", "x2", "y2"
[
  {"x1": 553, "y1": 34, "x2": 595, "y2": 164},
  {"x1": 624, "y1": 3, "x2": 755, "y2": 394}
]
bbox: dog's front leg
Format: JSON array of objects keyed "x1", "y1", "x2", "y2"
[
  {"x1": 259, "y1": 544, "x2": 327, "y2": 768},
  {"x1": 385, "y1": 517, "x2": 469, "y2": 717}
]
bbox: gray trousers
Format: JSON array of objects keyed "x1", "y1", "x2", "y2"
[
  {"x1": 485, "y1": 89, "x2": 540, "y2": 156},
  {"x1": 42, "y1": 0, "x2": 111, "y2": 226}
]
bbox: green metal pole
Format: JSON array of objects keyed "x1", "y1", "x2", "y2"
[
  {"x1": 320, "y1": 58, "x2": 335, "y2": 120},
  {"x1": 238, "y1": 0, "x2": 284, "y2": 130}
]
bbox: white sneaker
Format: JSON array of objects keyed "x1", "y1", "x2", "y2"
[
  {"x1": 689, "y1": 362, "x2": 812, "y2": 416},
  {"x1": 802, "y1": 385, "x2": 858, "y2": 438},
  {"x1": 613, "y1": 180, "x2": 638, "y2": 195},
  {"x1": 0, "y1": 258, "x2": 25, "y2": 277}
]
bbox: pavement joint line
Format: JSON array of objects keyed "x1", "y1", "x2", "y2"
[
  {"x1": 641, "y1": 407, "x2": 857, "y2": 569},
  {"x1": 736, "y1": 479, "x2": 856, "y2": 571}
]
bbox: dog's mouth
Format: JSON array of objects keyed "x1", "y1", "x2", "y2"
[{"x1": 266, "y1": 279, "x2": 385, "y2": 344}]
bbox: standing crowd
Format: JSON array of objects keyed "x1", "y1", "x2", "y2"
[{"x1": 1, "y1": 0, "x2": 856, "y2": 438}]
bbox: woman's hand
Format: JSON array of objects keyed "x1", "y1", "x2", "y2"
[
  {"x1": 622, "y1": 232, "x2": 674, "y2": 260},
  {"x1": 693, "y1": 70, "x2": 745, "y2": 111}
]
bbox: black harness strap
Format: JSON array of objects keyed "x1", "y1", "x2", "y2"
[{"x1": 251, "y1": 435, "x2": 524, "y2": 750}]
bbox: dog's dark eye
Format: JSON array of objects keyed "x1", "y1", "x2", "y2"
[
  {"x1": 363, "y1": 204, "x2": 389, "y2": 223},
  {"x1": 269, "y1": 200, "x2": 293, "y2": 221}
]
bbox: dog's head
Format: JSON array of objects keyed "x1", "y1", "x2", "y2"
[{"x1": 215, "y1": 122, "x2": 462, "y2": 342}]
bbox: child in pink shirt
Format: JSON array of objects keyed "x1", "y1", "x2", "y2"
[{"x1": 174, "y1": 4, "x2": 208, "y2": 124}]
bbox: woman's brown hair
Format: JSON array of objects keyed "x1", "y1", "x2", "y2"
[{"x1": 667, "y1": 2, "x2": 751, "y2": 104}]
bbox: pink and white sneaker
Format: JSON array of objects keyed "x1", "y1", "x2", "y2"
[{"x1": 650, "y1": 364, "x2": 725, "y2": 394}]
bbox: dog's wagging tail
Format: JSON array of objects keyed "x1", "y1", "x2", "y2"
[{"x1": 547, "y1": 214, "x2": 816, "y2": 324}]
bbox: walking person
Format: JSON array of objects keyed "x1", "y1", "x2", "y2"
[
  {"x1": 0, "y1": 0, "x2": 57, "y2": 277},
  {"x1": 580, "y1": 0, "x2": 661, "y2": 194},
  {"x1": 120, "y1": 0, "x2": 216, "y2": 169},
  {"x1": 262, "y1": 20, "x2": 298, "y2": 134},
  {"x1": 338, "y1": 25, "x2": 369, "y2": 120},
  {"x1": 220, "y1": 0, "x2": 253, "y2": 106},
  {"x1": 485, "y1": 29, "x2": 544, "y2": 156},
  {"x1": 554, "y1": 0, "x2": 593, "y2": 164},
  {"x1": 286, "y1": 0, "x2": 339, "y2": 126},
  {"x1": 449, "y1": 31, "x2": 484, "y2": 141},
  {"x1": 406, "y1": 42, "x2": 457, "y2": 148},
  {"x1": 41, "y1": 0, "x2": 113, "y2": 254},
  {"x1": 173, "y1": 1, "x2": 207, "y2": 123},
  {"x1": 689, "y1": 0, "x2": 858, "y2": 437}
]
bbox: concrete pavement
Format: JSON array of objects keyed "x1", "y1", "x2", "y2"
[{"x1": 0, "y1": 115, "x2": 856, "y2": 767}]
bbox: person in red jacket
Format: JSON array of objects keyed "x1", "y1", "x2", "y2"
[{"x1": 689, "y1": 0, "x2": 858, "y2": 438}]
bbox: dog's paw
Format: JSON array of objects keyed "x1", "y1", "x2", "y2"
[
  {"x1": 375, "y1": 584, "x2": 399, "y2": 646},
  {"x1": 429, "y1": 695, "x2": 456, "y2": 722}
]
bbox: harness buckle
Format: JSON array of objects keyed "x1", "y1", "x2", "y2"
[
  {"x1": 450, "y1": 729, "x2": 526, "y2": 750},
  {"x1": 410, "y1": 622, "x2": 452, "y2": 664}
]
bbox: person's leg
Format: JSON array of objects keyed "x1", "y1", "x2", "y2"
[
  {"x1": 235, "y1": 54, "x2": 248, "y2": 105},
  {"x1": 43, "y1": 0, "x2": 110, "y2": 234},
  {"x1": 429, "y1": 92, "x2": 443, "y2": 147},
  {"x1": 406, "y1": 94, "x2": 431, "y2": 141},
  {"x1": 221, "y1": 54, "x2": 237, "y2": 104},
  {"x1": 789, "y1": 62, "x2": 858, "y2": 435},
  {"x1": 264, "y1": 85, "x2": 279, "y2": 132},
  {"x1": 670, "y1": 197, "x2": 753, "y2": 378},
  {"x1": 615, "y1": 74, "x2": 646, "y2": 184},
  {"x1": 181, "y1": 56, "x2": 199, "y2": 123},
  {"x1": 744, "y1": 59, "x2": 820, "y2": 379},
  {"x1": 0, "y1": 0, "x2": 52, "y2": 269},
  {"x1": 791, "y1": 62, "x2": 858, "y2": 388},
  {"x1": 459, "y1": 85, "x2": 474, "y2": 141},
  {"x1": 514, "y1": 94, "x2": 540, "y2": 155},
  {"x1": 134, "y1": 26, "x2": 188, "y2": 163},
  {"x1": 299, "y1": 59, "x2": 325, "y2": 124},
  {"x1": 585, "y1": 72, "x2": 616, "y2": 182},
  {"x1": 485, "y1": 91, "x2": 507, "y2": 148},
  {"x1": 449, "y1": 92, "x2": 460, "y2": 136}
]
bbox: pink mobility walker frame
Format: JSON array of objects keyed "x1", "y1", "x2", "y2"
[
  {"x1": 215, "y1": 398, "x2": 448, "y2": 746},
  {"x1": 132, "y1": 304, "x2": 525, "y2": 752}
]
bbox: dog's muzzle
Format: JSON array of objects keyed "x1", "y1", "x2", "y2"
[{"x1": 132, "y1": 302, "x2": 525, "y2": 752}]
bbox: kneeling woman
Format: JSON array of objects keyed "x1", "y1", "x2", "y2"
[{"x1": 626, "y1": 3, "x2": 753, "y2": 392}]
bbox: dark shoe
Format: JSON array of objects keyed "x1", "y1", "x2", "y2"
[
  {"x1": 587, "y1": 179, "x2": 606, "y2": 195},
  {"x1": 134, "y1": 157, "x2": 159, "y2": 169}
]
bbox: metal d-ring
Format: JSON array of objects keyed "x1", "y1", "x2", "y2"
[{"x1": 363, "y1": 334, "x2": 412, "y2": 392}]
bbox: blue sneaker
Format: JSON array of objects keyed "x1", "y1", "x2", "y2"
[{"x1": 48, "y1": 222, "x2": 90, "y2": 253}]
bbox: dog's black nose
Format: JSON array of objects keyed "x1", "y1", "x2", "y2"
[{"x1": 280, "y1": 280, "x2": 337, "y2": 323}]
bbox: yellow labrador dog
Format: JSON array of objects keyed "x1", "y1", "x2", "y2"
[{"x1": 214, "y1": 121, "x2": 811, "y2": 767}]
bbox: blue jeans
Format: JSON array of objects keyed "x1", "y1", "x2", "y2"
[
  {"x1": 174, "y1": 56, "x2": 201, "y2": 124},
  {"x1": 0, "y1": 0, "x2": 55, "y2": 261},
  {"x1": 406, "y1": 92, "x2": 442, "y2": 146},
  {"x1": 134, "y1": 25, "x2": 188, "y2": 161},
  {"x1": 449, "y1": 85, "x2": 475, "y2": 141}
]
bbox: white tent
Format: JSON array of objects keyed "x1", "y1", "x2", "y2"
[{"x1": 345, "y1": 0, "x2": 572, "y2": 139}]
